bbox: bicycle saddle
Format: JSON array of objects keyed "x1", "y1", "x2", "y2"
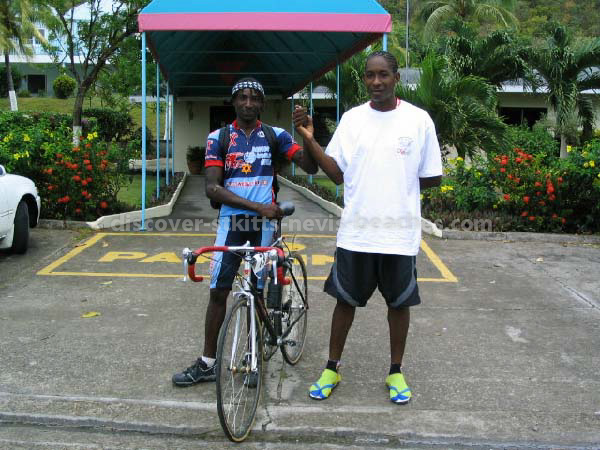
[{"x1": 278, "y1": 201, "x2": 295, "y2": 217}]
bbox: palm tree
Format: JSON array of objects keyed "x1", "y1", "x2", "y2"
[
  {"x1": 526, "y1": 23, "x2": 600, "y2": 158},
  {"x1": 437, "y1": 20, "x2": 529, "y2": 87},
  {"x1": 420, "y1": 0, "x2": 518, "y2": 40},
  {"x1": 0, "y1": 0, "x2": 47, "y2": 111},
  {"x1": 397, "y1": 53, "x2": 508, "y2": 159}
]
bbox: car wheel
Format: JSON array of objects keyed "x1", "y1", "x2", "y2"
[{"x1": 11, "y1": 200, "x2": 29, "y2": 254}]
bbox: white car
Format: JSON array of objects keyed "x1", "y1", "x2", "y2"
[{"x1": 0, "y1": 164, "x2": 41, "y2": 254}]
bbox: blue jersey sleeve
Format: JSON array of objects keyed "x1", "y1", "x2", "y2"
[
  {"x1": 204, "y1": 129, "x2": 224, "y2": 168},
  {"x1": 273, "y1": 127, "x2": 302, "y2": 161}
]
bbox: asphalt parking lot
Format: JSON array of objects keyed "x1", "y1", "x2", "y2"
[{"x1": 0, "y1": 181, "x2": 599, "y2": 449}]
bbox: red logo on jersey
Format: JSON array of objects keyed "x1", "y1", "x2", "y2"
[
  {"x1": 206, "y1": 139, "x2": 214, "y2": 151},
  {"x1": 229, "y1": 132, "x2": 238, "y2": 149},
  {"x1": 225, "y1": 152, "x2": 245, "y2": 170}
]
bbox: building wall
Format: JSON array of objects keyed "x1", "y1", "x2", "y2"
[
  {"x1": 497, "y1": 92, "x2": 600, "y2": 129},
  {"x1": 12, "y1": 63, "x2": 61, "y2": 96}
]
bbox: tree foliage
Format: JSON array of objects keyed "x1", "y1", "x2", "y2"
[
  {"x1": 94, "y1": 34, "x2": 158, "y2": 108},
  {"x1": 515, "y1": 0, "x2": 600, "y2": 38},
  {"x1": 525, "y1": 22, "x2": 600, "y2": 157},
  {"x1": 0, "y1": 0, "x2": 50, "y2": 110},
  {"x1": 435, "y1": 20, "x2": 529, "y2": 86},
  {"x1": 420, "y1": 0, "x2": 518, "y2": 39},
  {"x1": 46, "y1": 0, "x2": 150, "y2": 134}
]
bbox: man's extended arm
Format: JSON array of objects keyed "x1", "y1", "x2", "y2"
[
  {"x1": 292, "y1": 107, "x2": 344, "y2": 185},
  {"x1": 205, "y1": 167, "x2": 283, "y2": 219},
  {"x1": 290, "y1": 147, "x2": 318, "y2": 175}
]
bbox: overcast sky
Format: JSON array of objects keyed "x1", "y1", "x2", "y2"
[{"x1": 73, "y1": 0, "x2": 130, "y2": 20}]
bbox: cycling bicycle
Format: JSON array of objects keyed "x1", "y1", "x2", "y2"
[{"x1": 181, "y1": 202, "x2": 308, "y2": 442}]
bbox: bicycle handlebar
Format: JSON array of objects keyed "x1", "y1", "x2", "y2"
[{"x1": 185, "y1": 245, "x2": 286, "y2": 283}]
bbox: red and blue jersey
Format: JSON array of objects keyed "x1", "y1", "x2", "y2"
[{"x1": 204, "y1": 120, "x2": 301, "y2": 217}]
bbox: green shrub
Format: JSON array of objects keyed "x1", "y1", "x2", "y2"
[
  {"x1": 83, "y1": 108, "x2": 134, "y2": 142},
  {"x1": 17, "y1": 90, "x2": 31, "y2": 98},
  {"x1": 0, "y1": 66, "x2": 22, "y2": 97},
  {"x1": 505, "y1": 124, "x2": 559, "y2": 162},
  {"x1": 53, "y1": 74, "x2": 76, "y2": 99},
  {"x1": 422, "y1": 139, "x2": 600, "y2": 233},
  {"x1": 552, "y1": 140, "x2": 600, "y2": 232},
  {"x1": 0, "y1": 111, "x2": 137, "y2": 220},
  {"x1": 425, "y1": 156, "x2": 497, "y2": 213},
  {"x1": 0, "y1": 111, "x2": 71, "y2": 136},
  {"x1": 39, "y1": 132, "x2": 131, "y2": 220}
]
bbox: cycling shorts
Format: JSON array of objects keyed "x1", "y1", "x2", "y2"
[{"x1": 210, "y1": 215, "x2": 275, "y2": 290}]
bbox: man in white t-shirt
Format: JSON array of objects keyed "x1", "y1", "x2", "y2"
[{"x1": 293, "y1": 51, "x2": 442, "y2": 404}]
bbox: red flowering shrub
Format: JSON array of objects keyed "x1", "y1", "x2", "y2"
[
  {"x1": 423, "y1": 132, "x2": 600, "y2": 233},
  {"x1": 41, "y1": 132, "x2": 131, "y2": 220},
  {"x1": 489, "y1": 147, "x2": 570, "y2": 232}
]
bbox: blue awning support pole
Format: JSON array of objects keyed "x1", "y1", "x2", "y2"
[
  {"x1": 172, "y1": 95, "x2": 175, "y2": 178},
  {"x1": 336, "y1": 64, "x2": 340, "y2": 199},
  {"x1": 165, "y1": 85, "x2": 170, "y2": 186},
  {"x1": 291, "y1": 95, "x2": 295, "y2": 177},
  {"x1": 308, "y1": 82, "x2": 313, "y2": 185},
  {"x1": 140, "y1": 32, "x2": 147, "y2": 231},
  {"x1": 156, "y1": 64, "x2": 160, "y2": 199},
  {"x1": 383, "y1": 33, "x2": 388, "y2": 51}
]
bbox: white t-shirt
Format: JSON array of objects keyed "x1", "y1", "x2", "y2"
[{"x1": 326, "y1": 100, "x2": 442, "y2": 256}]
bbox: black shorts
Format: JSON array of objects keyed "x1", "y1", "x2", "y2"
[
  {"x1": 210, "y1": 215, "x2": 275, "y2": 290},
  {"x1": 324, "y1": 247, "x2": 420, "y2": 309}
]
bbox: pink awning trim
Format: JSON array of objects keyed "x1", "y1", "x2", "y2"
[{"x1": 138, "y1": 12, "x2": 392, "y2": 33}]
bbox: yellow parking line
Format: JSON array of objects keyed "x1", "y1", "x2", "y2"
[
  {"x1": 37, "y1": 233, "x2": 106, "y2": 276},
  {"x1": 37, "y1": 232, "x2": 457, "y2": 283},
  {"x1": 420, "y1": 239, "x2": 458, "y2": 282}
]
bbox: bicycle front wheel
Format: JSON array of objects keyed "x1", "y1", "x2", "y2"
[
  {"x1": 280, "y1": 252, "x2": 308, "y2": 365},
  {"x1": 215, "y1": 297, "x2": 263, "y2": 442}
]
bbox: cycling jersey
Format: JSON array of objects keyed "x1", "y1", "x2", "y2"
[{"x1": 204, "y1": 120, "x2": 301, "y2": 217}]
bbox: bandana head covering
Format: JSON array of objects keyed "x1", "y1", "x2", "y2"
[{"x1": 231, "y1": 78, "x2": 265, "y2": 98}]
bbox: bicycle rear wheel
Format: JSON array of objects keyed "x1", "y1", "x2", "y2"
[
  {"x1": 280, "y1": 252, "x2": 308, "y2": 365},
  {"x1": 216, "y1": 297, "x2": 263, "y2": 442}
]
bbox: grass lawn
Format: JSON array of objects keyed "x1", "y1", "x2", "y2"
[
  {"x1": 117, "y1": 174, "x2": 168, "y2": 208},
  {"x1": 313, "y1": 176, "x2": 343, "y2": 197},
  {"x1": 0, "y1": 97, "x2": 164, "y2": 137}
]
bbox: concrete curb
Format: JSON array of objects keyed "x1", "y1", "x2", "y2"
[
  {"x1": 277, "y1": 175, "x2": 342, "y2": 218},
  {"x1": 442, "y1": 229, "x2": 600, "y2": 244},
  {"x1": 38, "y1": 174, "x2": 187, "y2": 231},
  {"x1": 279, "y1": 176, "x2": 599, "y2": 244}
]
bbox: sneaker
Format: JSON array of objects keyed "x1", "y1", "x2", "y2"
[
  {"x1": 385, "y1": 373, "x2": 411, "y2": 404},
  {"x1": 309, "y1": 368, "x2": 341, "y2": 400},
  {"x1": 172, "y1": 358, "x2": 216, "y2": 386}
]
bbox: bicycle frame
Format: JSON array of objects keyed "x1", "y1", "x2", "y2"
[
  {"x1": 183, "y1": 242, "x2": 288, "y2": 370},
  {"x1": 182, "y1": 208, "x2": 309, "y2": 370}
]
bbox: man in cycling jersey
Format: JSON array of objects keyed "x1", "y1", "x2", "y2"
[
  {"x1": 293, "y1": 51, "x2": 442, "y2": 404},
  {"x1": 173, "y1": 77, "x2": 317, "y2": 386}
]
